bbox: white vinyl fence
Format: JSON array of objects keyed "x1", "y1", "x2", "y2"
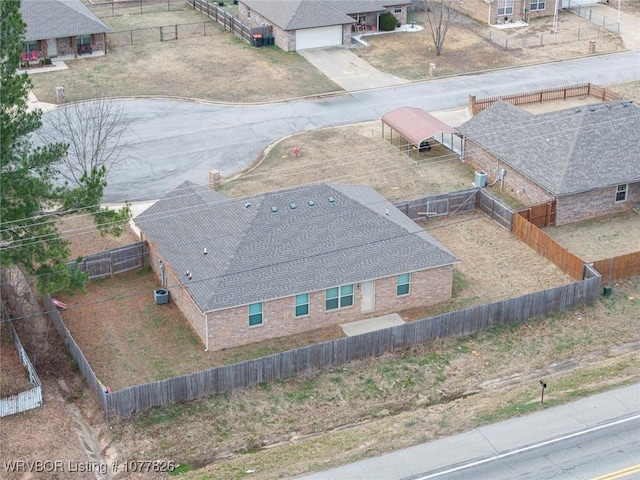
[{"x1": 0, "y1": 320, "x2": 43, "y2": 417}]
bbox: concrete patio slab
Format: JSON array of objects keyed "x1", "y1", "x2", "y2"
[{"x1": 340, "y1": 313, "x2": 405, "y2": 336}]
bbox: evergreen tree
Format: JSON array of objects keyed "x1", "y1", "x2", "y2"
[{"x1": 0, "y1": 0, "x2": 128, "y2": 294}]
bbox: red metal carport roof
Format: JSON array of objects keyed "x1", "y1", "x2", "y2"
[{"x1": 381, "y1": 107, "x2": 458, "y2": 145}]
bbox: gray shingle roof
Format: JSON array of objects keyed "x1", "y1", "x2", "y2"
[
  {"x1": 242, "y1": 0, "x2": 411, "y2": 30},
  {"x1": 457, "y1": 100, "x2": 640, "y2": 195},
  {"x1": 136, "y1": 182, "x2": 458, "y2": 313},
  {"x1": 20, "y1": 0, "x2": 110, "y2": 42}
]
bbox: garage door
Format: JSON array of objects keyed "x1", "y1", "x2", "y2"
[{"x1": 296, "y1": 25, "x2": 342, "y2": 50}]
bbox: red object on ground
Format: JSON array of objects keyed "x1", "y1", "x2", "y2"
[
  {"x1": 293, "y1": 146, "x2": 300, "y2": 158},
  {"x1": 52, "y1": 298, "x2": 67, "y2": 310}
]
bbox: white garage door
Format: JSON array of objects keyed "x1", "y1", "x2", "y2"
[{"x1": 296, "y1": 25, "x2": 342, "y2": 50}]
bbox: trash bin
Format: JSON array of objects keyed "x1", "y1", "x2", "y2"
[
  {"x1": 252, "y1": 34, "x2": 263, "y2": 47},
  {"x1": 265, "y1": 36, "x2": 274, "y2": 46},
  {"x1": 603, "y1": 285, "x2": 612, "y2": 298}
]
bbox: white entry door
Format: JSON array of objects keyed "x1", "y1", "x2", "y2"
[
  {"x1": 360, "y1": 280, "x2": 375, "y2": 312},
  {"x1": 47, "y1": 38, "x2": 57, "y2": 57}
]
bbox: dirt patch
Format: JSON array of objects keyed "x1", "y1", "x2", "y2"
[
  {"x1": 423, "y1": 213, "x2": 573, "y2": 304},
  {"x1": 0, "y1": 323, "x2": 33, "y2": 398},
  {"x1": 543, "y1": 211, "x2": 640, "y2": 261},
  {"x1": 58, "y1": 214, "x2": 140, "y2": 260}
]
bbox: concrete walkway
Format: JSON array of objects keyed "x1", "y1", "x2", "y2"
[{"x1": 299, "y1": 383, "x2": 640, "y2": 480}]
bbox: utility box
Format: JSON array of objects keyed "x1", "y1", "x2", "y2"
[{"x1": 154, "y1": 289, "x2": 169, "y2": 305}]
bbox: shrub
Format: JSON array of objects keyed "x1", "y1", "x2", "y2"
[{"x1": 379, "y1": 12, "x2": 398, "y2": 31}]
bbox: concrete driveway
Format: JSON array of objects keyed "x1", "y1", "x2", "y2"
[{"x1": 299, "y1": 47, "x2": 411, "y2": 91}]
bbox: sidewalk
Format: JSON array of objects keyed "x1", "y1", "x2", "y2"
[{"x1": 299, "y1": 384, "x2": 640, "y2": 480}]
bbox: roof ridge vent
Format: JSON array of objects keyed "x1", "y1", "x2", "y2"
[
  {"x1": 328, "y1": 196, "x2": 335, "y2": 203},
  {"x1": 290, "y1": 203, "x2": 297, "y2": 209},
  {"x1": 271, "y1": 206, "x2": 278, "y2": 213},
  {"x1": 308, "y1": 200, "x2": 315, "y2": 206}
]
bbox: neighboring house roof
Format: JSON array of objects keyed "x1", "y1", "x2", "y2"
[
  {"x1": 457, "y1": 100, "x2": 640, "y2": 196},
  {"x1": 20, "y1": 0, "x2": 110, "y2": 42},
  {"x1": 242, "y1": 0, "x2": 411, "y2": 30},
  {"x1": 382, "y1": 107, "x2": 459, "y2": 146},
  {"x1": 136, "y1": 182, "x2": 459, "y2": 313}
]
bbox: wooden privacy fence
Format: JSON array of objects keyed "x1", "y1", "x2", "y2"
[
  {"x1": 393, "y1": 188, "x2": 515, "y2": 230},
  {"x1": 469, "y1": 83, "x2": 622, "y2": 115},
  {"x1": 517, "y1": 202, "x2": 556, "y2": 228},
  {"x1": 68, "y1": 242, "x2": 148, "y2": 280},
  {"x1": 476, "y1": 189, "x2": 514, "y2": 230},
  {"x1": 45, "y1": 296, "x2": 108, "y2": 414},
  {"x1": 188, "y1": 0, "x2": 255, "y2": 44},
  {"x1": 0, "y1": 320, "x2": 43, "y2": 417},
  {"x1": 394, "y1": 189, "x2": 478, "y2": 220},
  {"x1": 592, "y1": 251, "x2": 640, "y2": 283},
  {"x1": 101, "y1": 275, "x2": 600, "y2": 420},
  {"x1": 512, "y1": 213, "x2": 586, "y2": 280}
]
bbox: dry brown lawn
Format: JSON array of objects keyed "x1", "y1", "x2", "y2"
[
  {"x1": 544, "y1": 211, "x2": 640, "y2": 261},
  {"x1": 220, "y1": 122, "x2": 475, "y2": 202},
  {"x1": 30, "y1": 4, "x2": 628, "y2": 104},
  {"x1": 0, "y1": 323, "x2": 33, "y2": 398}
]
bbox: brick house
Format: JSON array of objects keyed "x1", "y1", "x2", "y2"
[
  {"x1": 483, "y1": 0, "x2": 560, "y2": 25},
  {"x1": 457, "y1": 100, "x2": 640, "y2": 225},
  {"x1": 20, "y1": 0, "x2": 110, "y2": 60},
  {"x1": 239, "y1": 0, "x2": 411, "y2": 51},
  {"x1": 135, "y1": 182, "x2": 459, "y2": 351}
]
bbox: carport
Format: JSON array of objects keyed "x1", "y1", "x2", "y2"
[{"x1": 381, "y1": 107, "x2": 462, "y2": 160}]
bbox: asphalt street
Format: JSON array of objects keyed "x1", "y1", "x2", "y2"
[
  {"x1": 299, "y1": 384, "x2": 640, "y2": 480},
  {"x1": 41, "y1": 51, "x2": 640, "y2": 203}
]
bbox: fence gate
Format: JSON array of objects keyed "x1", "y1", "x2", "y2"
[
  {"x1": 424, "y1": 199, "x2": 449, "y2": 217},
  {"x1": 160, "y1": 25, "x2": 178, "y2": 41}
]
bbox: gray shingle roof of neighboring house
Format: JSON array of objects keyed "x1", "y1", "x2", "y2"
[
  {"x1": 457, "y1": 100, "x2": 640, "y2": 196},
  {"x1": 136, "y1": 182, "x2": 459, "y2": 313},
  {"x1": 20, "y1": 0, "x2": 110, "y2": 42},
  {"x1": 242, "y1": 0, "x2": 411, "y2": 30}
]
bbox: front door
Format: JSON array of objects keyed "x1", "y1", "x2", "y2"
[
  {"x1": 360, "y1": 280, "x2": 375, "y2": 313},
  {"x1": 47, "y1": 38, "x2": 57, "y2": 57}
]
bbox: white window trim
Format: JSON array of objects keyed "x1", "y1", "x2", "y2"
[
  {"x1": 397, "y1": 273, "x2": 411, "y2": 297},
  {"x1": 615, "y1": 184, "x2": 628, "y2": 203},
  {"x1": 295, "y1": 293, "x2": 309, "y2": 318},
  {"x1": 248, "y1": 302, "x2": 263, "y2": 327}
]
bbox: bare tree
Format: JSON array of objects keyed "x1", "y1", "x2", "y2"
[
  {"x1": 425, "y1": 0, "x2": 460, "y2": 56},
  {"x1": 38, "y1": 98, "x2": 133, "y2": 187}
]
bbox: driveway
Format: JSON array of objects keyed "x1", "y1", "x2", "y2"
[{"x1": 299, "y1": 47, "x2": 411, "y2": 91}]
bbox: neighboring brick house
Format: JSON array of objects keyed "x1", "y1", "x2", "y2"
[
  {"x1": 20, "y1": 0, "x2": 110, "y2": 60},
  {"x1": 135, "y1": 182, "x2": 459, "y2": 351},
  {"x1": 457, "y1": 100, "x2": 640, "y2": 225},
  {"x1": 239, "y1": 0, "x2": 411, "y2": 51},
  {"x1": 484, "y1": 0, "x2": 560, "y2": 25}
]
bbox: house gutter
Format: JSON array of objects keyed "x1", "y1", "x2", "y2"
[{"x1": 204, "y1": 312, "x2": 209, "y2": 352}]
